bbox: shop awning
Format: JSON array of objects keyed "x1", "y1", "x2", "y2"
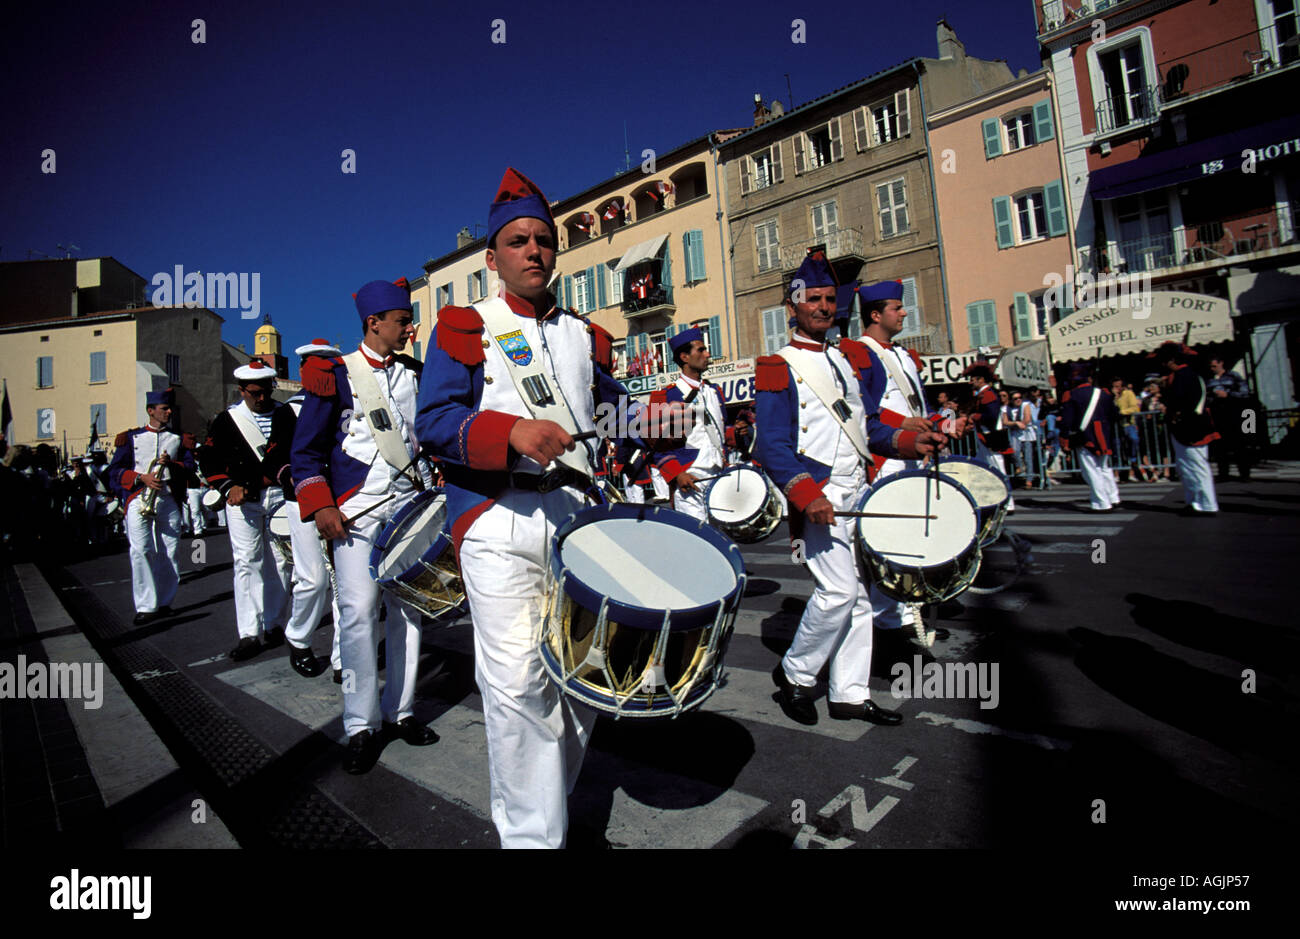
[
  {"x1": 1046, "y1": 291, "x2": 1233, "y2": 363},
  {"x1": 615, "y1": 233, "x2": 669, "y2": 271},
  {"x1": 1090, "y1": 115, "x2": 1300, "y2": 200}
]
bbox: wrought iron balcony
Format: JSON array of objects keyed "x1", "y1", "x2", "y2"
[
  {"x1": 1077, "y1": 206, "x2": 1295, "y2": 277},
  {"x1": 621, "y1": 285, "x2": 675, "y2": 319},
  {"x1": 779, "y1": 227, "x2": 867, "y2": 270}
]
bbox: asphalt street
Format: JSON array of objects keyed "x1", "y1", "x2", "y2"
[{"x1": 18, "y1": 469, "x2": 1300, "y2": 850}]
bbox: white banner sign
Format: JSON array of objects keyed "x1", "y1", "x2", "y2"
[
  {"x1": 1047, "y1": 291, "x2": 1233, "y2": 361},
  {"x1": 996, "y1": 340, "x2": 1052, "y2": 389},
  {"x1": 918, "y1": 352, "x2": 982, "y2": 385}
]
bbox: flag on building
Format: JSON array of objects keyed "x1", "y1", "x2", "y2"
[{"x1": 602, "y1": 202, "x2": 621, "y2": 221}]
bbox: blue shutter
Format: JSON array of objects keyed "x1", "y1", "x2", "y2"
[
  {"x1": 982, "y1": 118, "x2": 1002, "y2": 158},
  {"x1": 993, "y1": 196, "x2": 1015, "y2": 248},
  {"x1": 448, "y1": 282, "x2": 454, "y2": 305},
  {"x1": 37, "y1": 356, "x2": 53, "y2": 387},
  {"x1": 563, "y1": 275, "x2": 573, "y2": 310},
  {"x1": 682, "y1": 232, "x2": 695, "y2": 283},
  {"x1": 467, "y1": 274, "x2": 474, "y2": 303},
  {"x1": 707, "y1": 316, "x2": 721, "y2": 356},
  {"x1": 660, "y1": 241, "x2": 672, "y2": 288},
  {"x1": 89, "y1": 351, "x2": 106, "y2": 383},
  {"x1": 481, "y1": 267, "x2": 489, "y2": 298},
  {"x1": 584, "y1": 267, "x2": 597, "y2": 310},
  {"x1": 596, "y1": 265, "x2": 608, "y2": 308},
  {"x1": 1044, "y1": 180, "x2": 1067, "y2": 237},
  {"x1": 1013, "y1": 292, "x2": 1033, "y2": 341},
  {"x1": 411, "y1": 300, "x2": 421, "y2": 326},
  {"x1": 411, "y1": 340, "x2": 422, "y2": 362},
  {"x1": 1033, "y1": 99, "x2": 1055, "y2": 142},
  {"x1": 692, "y1": 230, "x2": 707, "y2": 282},
  {"x1": 90, "y1": 403, "x2": 106, "y2": 434}
]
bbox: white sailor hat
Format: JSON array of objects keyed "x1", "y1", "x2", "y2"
[
  {"x1": 233, "y1": 359, "x2": 276, "y2": 383},
  {"x1": 295, "y1": 337, "x2": 342, "y2": 357}
]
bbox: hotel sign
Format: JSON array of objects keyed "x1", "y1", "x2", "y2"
[{"x1": 1047, "y1": 291, "x2": 1232, "y2": 361}]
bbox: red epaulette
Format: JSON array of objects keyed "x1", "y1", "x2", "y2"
[
  {"x1": 756, "y1": 355, "x2": 790, "y2": 392},
  {"x1": 181, "y1": 432, "x2": 197, "y2": 449},
  {"x1": 113, "y1": 430, "x2": 130, "y2": 448},
  {"x1": 977, "y1": 387, "x2": 997, "y2": 406},
  {"x1": 837, "y1": 338, "x2": 873, "y2": 378},
  {"x1": 588, "y1": 321, "x2": 614, "y2": 371},
  {"x1": 649, "y1": 388, "x2": 669, "y2": 405},
  {"x1": 436, "y1": 305, "x2": 486, "y2": 366},
  {"x1": 907, "y1": 348, "x2": 924, "y2": 370},
  {"x1": 300, "y1": 356, "x2": 340, "y2": 396}
]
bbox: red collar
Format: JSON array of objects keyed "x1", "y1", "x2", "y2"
[
  {"x1": 145, "y1": 424, "x2": 166, "y2": 433},
  {"x1": 790, "y1": 331, "x2": 828, "y2": 352},
  {"x1": 503, "y1": 290, "x2": 557, "y2": 320},
  {"x1": 358, "y1": 344, "x2": 394, "y2": 368}
]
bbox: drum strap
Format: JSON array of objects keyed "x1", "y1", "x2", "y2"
[
  {"x1": 679, "y1": 379, "x2": 726, "y2": 460},
  {"x1": 230, "y1": 402, "x2": 270, "y2": 461},
  {"x1": 861, "y1": 337, "x2": 925, "y2": 417},
  {"x1": 1079, "y1": 388, "x2": 1102, "y2": 432},
  {"x1": 776, "y1": 347, "x2": 870, "y2": 462},
  {"x1": 342, "y1": 351, "x2": 422, "y2": 488},
  {"x1": 474, "y1": 297, "x2": 594, "y2": 480}
]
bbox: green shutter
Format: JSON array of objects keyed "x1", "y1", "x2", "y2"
[
  {"x1": 1014, "y1": 292, "x2": 1033, "y2": 341},
  {"x1": 993, "y1": 196, "x2": 1015, "y2": 248},
  {"x1": 707, "y1": 316, "x2": 721, "y2": 356},
  {"x1": 660, "y1": 242, "x2": 672, "y2": 288},
  {"x1": 982, "y1": 118, "x2": 1002, "y2": 158},
  {"x1": 984, "y1": 301, "x2": 1000, "y2": 346},
  {"x1": 563, "y1": 275, "x2": 573, "y2": 310},
  {"x1": 690, "y1": 229, "x2": 706, "y2": 282},
  {"x1": 966, "y1": 303, "x2": 984, "y2": 349},
  {"x1": 584, "y1": 267, "x2": 597, "y2": 310},
  {"x1": 596, "y1": 264, "x2": 608, "y2": 307},
  {"x1": 1033, "y1": 99, "x2": 1055, "y2": 142},
  {"x1": 682, "y1": 232, "x2": 695, "y2": 283},
  {"x1": 1044, "y1": 180, "x2": 1067, "y2": 237}
]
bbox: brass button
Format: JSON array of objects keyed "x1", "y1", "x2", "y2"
[
  {"x1": 800, "y1": 402, "x2": 807, "y2": 408},
  {"x1": 801, "y1": 425, "x2": 809, "y2": 432},
  {"x1": 798, "y1": 448, "x2": 806, "y2": 455},
  {"x1": 796, "y1": 377, "x2": 803, "y2": 384},
  {"x1": 484, "y1": 376, "x2": 494, "y2": 384},
  {"x1": 482, "y1": 340, "x2": 490, "y2": 348}
]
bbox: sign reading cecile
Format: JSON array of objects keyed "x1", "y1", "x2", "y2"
[{"x1": 1047, "y1": 291, "x2": 1233, "y2": 362}]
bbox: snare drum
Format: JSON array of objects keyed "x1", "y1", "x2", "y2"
[
  {"x1": 853, "y1": 469, "x2": 981, "y2": 604},
  {"x1": 540, "y1": 503, "x2": 746, "y2": 718},
  {"x1": 704, "y1": 464, "x2": 782, "y2": 543},
  {"x1": 369, "y1": 489, "x2": 465, "y2": 620},
  {"x1": 936, "y1": 455, "x2": 1011, "y2": 547},
  {"x1": 268, "y1": 502, "x2": 294, "y2": 568}
]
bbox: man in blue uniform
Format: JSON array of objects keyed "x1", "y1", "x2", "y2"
[
  {"x1": 651, "y1": 326, "x2": 729, "y2": 523},
  {"x1": 108, "y1": 388, "x2": 197, "y2": 625},
  {"x1": 1151, "y1": 341, "x2": 1220, "y2": 514},
  {"x1": 1058, "y1": 362, "x2": 1121, "y2": 511},
  {"x1": 755, "y1": 252, "x2": 945, "y2": 727}
]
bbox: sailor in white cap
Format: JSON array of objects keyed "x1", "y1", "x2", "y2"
[{"x1": 199, "y1": 360, "x2": 294, "y2": 660}]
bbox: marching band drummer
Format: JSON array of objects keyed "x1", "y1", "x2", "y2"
[
  {"x1": 108, "y1": 388, "x2": 197, "y2": 626},
  {"x1": 415, "y1": 168, "x2": 686, "y2": 848},
  {"x1": 201, "y1": 361, "x2": 294, "y2": 662},
  {"x1": 756, "y1": 251, "x2": 946, "y2": 727},
  {"x1": 650, "y1": 326, "x2": 730, "y2": 523},
  {"x1": 964, "y1": 363, "x2": 1016, "y2": 514},
  {"x1": 1150, "y1": 340, "x2": 1220, "y2": 516},
  {"x1": 263, "y1": 339, "x2": 345, "y2": 680},
  {"x1": 292, "y1": 279, "x2": 437, "y2": 776},
  {"x1": 1058, "y1": 361, "x2": 1122, "y2": 513}
]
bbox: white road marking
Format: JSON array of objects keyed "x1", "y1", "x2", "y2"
[
  {"x1": 875, "y1": 755, "x2": 918, "y2": 791},
  {"x1": 914, "y1": 710, "x2": 1072, "y2": 750}
]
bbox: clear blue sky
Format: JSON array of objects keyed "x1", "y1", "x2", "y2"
[{"x1": 1, "y1": 0, "x2": 1041, "y2": 369}]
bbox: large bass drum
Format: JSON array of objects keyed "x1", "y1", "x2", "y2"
[
  {"x1": 853, "y1": 469, "x2": 981, "y2": 604},
  {"x1": 540, "y1": 503, "x2": 745, "y2": 718}
]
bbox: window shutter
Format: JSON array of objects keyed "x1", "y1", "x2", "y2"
[
  {"x1": 853, "y1": 106, "x2": 869, "y2": 152},
  {"x1": 966, "y1": 302, "x2": 984, "y2": 349},
  {"x1": 661, "y1": 241, "x2": 672, "y2": 287},
  {"x1": 481, "y1": 268, "x2": 489, "y2": 298},
  {"x1": 1044, "y1": 180, "x2": 1067, "y2": 236},
  {"x1": 584, "y1": 267, "x2": 597, "y2": 310},
  {"x1": 411, "y1": 340, "x2": 422, "y2": 362},
  {"x1": 829, "y1": 117, "x2": 843, "y2": 161},
  {"x1": 596, "y1": 264, "x2": 608, "y2": 307},
  {"x1": 993, "y1": 196, "x2": 1015, "y2": 248},
  {"x1": 37, "y1": 356, "x2": 52, "y2": 387},
  {"x1": 762, "y1": 307, "x2": 785, "y2": 353},
  {"x1": 563, "y1": 275, "x2": 574, "y2": 310},
  {"x1": 691, "y1": 230, "x2": 706, "y2": 281},
  {"x1": 740, "y1": 157, "x2": 752, "y2": 195},
  {"x1": 90, "y1": 351, "x2": 106, "y2": 383},
  {"x1": 707, "y1": 316, "x2": 721, "y2": 356},
  {"x1": 448, "y1": 282, "x2": 454, "y2": 305},
  {"x1": 90, "y1": 403, "x2": 106, "y2": 434},
  {"x1": 895, "y1": 89, "x2": 911, "y2": 137},
  {"x1": 878, "y1": 183, "x2": 894, "y2": 238},
  {"x1": 1014, "y1": 292, "x2": 1033, "y2": 341},
  {"x1": 892, "y1": 178, "x2": 908, "y2": 232},
  {"x1": 901, "y1": 277, "x2": 917, "y2": 316},
  {"x1": 466, "y1": 274, "x2": 474, "y2": 303},
  {"x1": 982, "y1": 118, "x2": 1003, "y2": 158},
  {"x1": 771, "y1": 142, "x2": 784, "y2": 182},
  {"x1": 682, "y1": 232, "x2": 695, "y2": 283},
  {"x1": 985, "y1": 302, "x2": 1001, "y2": 346},
  {"x1": 1033, "y1": 98, "x2": 1055, "y2": 142},
  {"x1": 792, "y1": 134, "x2": 806, "y2": 175}
]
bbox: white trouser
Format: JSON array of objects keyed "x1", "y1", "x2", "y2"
[
  {"x1": 650, "y1": 468, "x2": 670, "y2": 501},
  {"x1": 285, "y1": 504, "x2": 342, "y2": 670},
  {"x1": 977, "y1": 444, "x2": 1016, "y2": 511},
  {"x1": 225, "y1": 489, "x2": 292, "y2": 640},
  {"x1": 1078, "y1": 449, "x2": 1120, "y2": 510},
  {"x1": 331, "y1": 492, "x2": 423, "y2": 736},
  {"x1": 1173, "y1": 440, "x2": 1219, "y2": 512},
  {"x1": 673, "y1": 465, "x2": 722, "y2": 523},
  {"x1": 866, "y1": 459, "x2": 916, "y2": 630},
  {"x1": 185, "y1": 487, "x2": 205, "y2": 533},
  {"x1": 623, "y1": 480, "x2": 645, "y2": 504},
  {"x1": 459, "y1": 486, "x2": 598, "y2": 849},
  {"x1": 783, "y1": 480, "x2": 876, "y2": 705},
  {"x1": 125, "y1": 492, "x2": 182, "y2": 613}
]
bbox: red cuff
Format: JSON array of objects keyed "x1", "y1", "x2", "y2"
[
  {"x1": 879, "y1": 408, "x2": 905, "y2": 429},
  {"x1": 467, "y1": 411, "x2": 521, "y2": 471},
  {"x1": 295, "y1": 479, "x2": 335, "y2": 519},
  {"x1": 122, "y1": 470, "x2": 139, "y2": 489},
  {"x1": 894, "y1": 430, "x2": 920, "y2": 459},
  {"x1": 787, "y1": 476, "x2": 826, "y2": 513},
  {"x1": 657, "y1": 457, "x2": 688, "y2": 481}
]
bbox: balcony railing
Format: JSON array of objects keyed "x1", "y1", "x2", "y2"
[
  {"x1": 779, "y1": 227, "x2": 867, "y2": 270},
  {"x1": 621, "y1": 284, "x2": 675, "y2": 319},
  {"x1": 1078, "y1": 206, "x2": 1296, "y2": 277},
  {"x1": 1095, "y1": 84, "x2": 1160, "y2": 136}
]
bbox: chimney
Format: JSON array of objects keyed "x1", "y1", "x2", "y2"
[
  {"x1": 753, "y1": 92, "x2": 771, "y2": 126},
  {"x1": 456, "y1": 226, "x2": 474, "y2": 249},
  {"x1": 937, "y1": 19, "x2": 965, "y2": 60}
]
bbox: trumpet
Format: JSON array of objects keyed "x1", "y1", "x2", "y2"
[{"x1": 139, "y1": 455, "x2": 170, "y2": 519}]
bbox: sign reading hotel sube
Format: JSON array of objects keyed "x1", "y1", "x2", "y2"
[{"x1": 1047, "y1": 291, "x2": 1232, "y2": 361}]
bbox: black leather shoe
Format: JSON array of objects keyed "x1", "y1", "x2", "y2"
[
  {"x1": 382, "y1": 718, "x2": 439, "y2": 746},
  {"x1": 333, "y1": 668, "x2": 343, "y2": 684},
  {"x1": 262, "y1": 627, "x2": 285, "y2": 649},
  {"x1": 827, "y1": 699, "x2": 904, "y2": 725},
  {"x1": 343, "y1": 730, "x2": 382, "y2": 775},
  {"x1": 229, "y1": 636, "x2": 263, "y2": 661},
  {"x1": 289, "y1": 644, "x2": 327, "y2": 678},
  {"x1": 772, "y1": 664, "x2": 818, "y2": 725},
  {"x1": 157, "y1": 605, "x2": 175, "y2": 618},
  {"x1": 132, "y1": 611, "x2": 160, "y2": 626}
]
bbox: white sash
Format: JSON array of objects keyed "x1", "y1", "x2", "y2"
[
  {"x1": 474, "y1": 297, "x2": 593, "y2": 478},
  {"x1": 861, "y1": 337, "x2": 924, "y2": 417},
  {"x1": 230, "y1": 402, "x2": 270, "y2": 461},
  {"x1": 1079, "y1": 388, "x2": 1102, "y2": 431},
  {"x1": 341, "y1": 350, "x2": 419, "y2": 484},
  {"x1": 776, "y1": 346, "x2": 870, "y2": 462}
]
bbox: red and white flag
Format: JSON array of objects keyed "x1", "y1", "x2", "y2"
[{"x1": 602, "y1": 202, "x2": 621, "y2": 221}]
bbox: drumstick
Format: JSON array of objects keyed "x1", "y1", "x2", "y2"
[
  {"x1": 835, "y1": 511, "x2": 939, "y2": 520},
  {"x1": 924, "y1": 471, "x2": 931, "y2": 538},
  {"x1": 341, "y1": 452, "x2": 426, "y2": 527}
]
